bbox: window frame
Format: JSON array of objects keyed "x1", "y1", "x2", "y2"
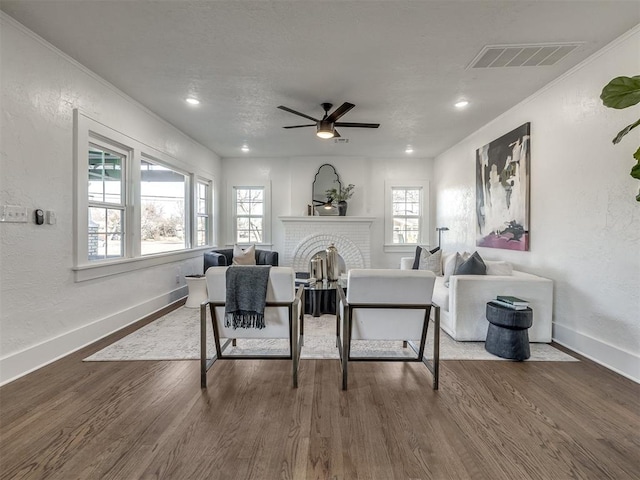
[
  {"x1": 384, "y1": 180, "x2": 430, "y2": 253},
  {"x1": 228, "y1": 182, "x2": 271, "y2": 247},
  {"x1": 194, "y1": 177, "x2": 212, "y2": 247},
  {"x1": 73, "y1": 110, "x2": 214, "y2": 281},
  {"x1": 87, "y1": 141, "x2": 129, "y2": 261},
  {"x1": 139, "y1": 153, "x2": 191, "y2": 255},
  {"x1": 390, "y1": 186, "x2": 422, "y2": 245}
]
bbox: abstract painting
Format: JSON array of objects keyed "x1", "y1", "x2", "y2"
[{"x1": 476, "y1": 123, "x2": 530, "y2": 251}]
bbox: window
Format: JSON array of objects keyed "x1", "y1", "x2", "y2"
[
  {"x1": 140, "y1": 158, "x2": 187, "y2": 255},
  {"x1": 392, "y1": 187, "x2": 421, "y2": 244},
  {"x1": 384, "y1": 180, "x2": 430, "y2": 251},
  {"x1": 88, "y1": 145, "x2": 126, "y2": 260},
  {"x1": 195, "y1": 180, "x2": 211, "y2": 247},
  {"x1": 74, "y1": 110, "x2": 214, "y2": 280},
  {"x1": 234, "y1": 187, "x2": 264, "y2": 243}
]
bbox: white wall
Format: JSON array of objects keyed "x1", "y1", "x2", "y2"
[
  {"x1": 0, "y1": 15, "x2": 222, "y2": 384},
  {"x1": 434, "y1": 27, "x2": 640, "y2": 381},
  {"x1": 221, "y1": 156, "x2": 435, "y2": 268}
]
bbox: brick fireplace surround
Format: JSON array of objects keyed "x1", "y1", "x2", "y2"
[{"x1": 279, "y1": 216, "x2": 375, "y2": 273}]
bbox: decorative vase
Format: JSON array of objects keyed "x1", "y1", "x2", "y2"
[
  {"x1": 310, "y1": 255, "x2": 325, "y2": 281},
  {"x1": 325, "y1": 243, "x2": 340, "y2": 281},
  {"x1": 338, "y1": 200, "x2": 348, "y2": 216}
]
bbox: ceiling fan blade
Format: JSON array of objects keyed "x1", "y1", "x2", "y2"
[
  {"x1": 333, "y1": 129, "x2": 341, "y2": 138},
  {"x1": 283, "y1": 124, "x2": 316, "y2": 129},
  {"x1": 326, "y1": 102, "x2": 355, "y2": 123},
  {"x1": 277, "y1": 105, "x2": 318, "y2": 123},
  {"x1": 334, "y1": 122, "x2": 380, "y2": 128}
]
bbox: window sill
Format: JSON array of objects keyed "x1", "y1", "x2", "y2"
[
  {"x1": 383, "y1": 244, "x2": 420, "y2": 254},
  {"x1": 73, "y1": 246, "x2": 213, "y2": 282},
  {"x1": 223, "y1": 243, "x2": 274, "y2": 249}
]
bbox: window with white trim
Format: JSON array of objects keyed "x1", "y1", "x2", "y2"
[
  {"x1": 140, "y1": 157, "x2": 188, "y2": 255},
  {"x1": 234, "y1": 187, "x2": 264, "y2": 243},
  {"x1": 392, "y1": 187, "x2": 421, "y2": 244},
  {"x1": 74, "y1": 110, "x2": 215, "y2": 280},
  {"x1": 88, "y1": 144, "x2": 127, "y2": 260},
  {"x1": 384, "y1": 180, "x2": 430, "y2": 251},
  {"x1": 195, "y1": 180, "x2": 211, "y2": 247}
]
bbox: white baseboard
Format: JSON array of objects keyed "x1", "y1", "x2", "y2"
[
  {"x1": 0, "y1": 286, "x2": 188, "y2": 386},
  {"x1": 553, "y1": 322, "x2": 639, "y2": 383}
]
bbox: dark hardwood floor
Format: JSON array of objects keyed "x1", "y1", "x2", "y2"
[{"x1": 1, "y1": 305, "x2": 639, "y2": 480}]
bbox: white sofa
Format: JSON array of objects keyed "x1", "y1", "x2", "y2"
[{"x1": 400, "y1": 256, "x2": 553, "y2": 342}]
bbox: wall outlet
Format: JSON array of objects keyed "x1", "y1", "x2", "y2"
[{"x1": 0, "y1": 205, "x2": 28, "y2": 223}]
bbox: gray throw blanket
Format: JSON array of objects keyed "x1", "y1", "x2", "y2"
[{"x1": 225, "y1": 265, "x2": 271, "y2": 329}]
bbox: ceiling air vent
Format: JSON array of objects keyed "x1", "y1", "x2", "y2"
[
  {"x1": 468, "y1": 43, "x2": 582, "y2": 69},
  {"x1": 334, "y1": 138, "x2": 349, "y2": 144}
]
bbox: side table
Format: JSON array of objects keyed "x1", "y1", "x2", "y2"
[
  {"x1": 485, "y1": 301, "x2": 533, "y2": 361},
  {"x1": 185, "y1": 275, "x2": 208, "y2": 308}
]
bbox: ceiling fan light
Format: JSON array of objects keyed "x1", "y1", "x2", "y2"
[{"x1": 316, "y1": 121, "x2": 335, "y2": 139}]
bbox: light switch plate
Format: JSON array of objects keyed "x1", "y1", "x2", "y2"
[
  {"x1": 0, "y1": 205, "x2": 29, "y2": 223},
  {"x1": 46, "y1": 210, "x2": 57, "y2": 225}
]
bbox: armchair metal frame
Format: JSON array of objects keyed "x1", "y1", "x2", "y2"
[
  {"x1": 337, "y1": 286, "x2": 440, "y2": 391},
  {"x1": 200, "y1": 286, "x2": 304, "y2": 388}
]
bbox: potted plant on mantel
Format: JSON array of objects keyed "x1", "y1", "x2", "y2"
[{"x1": 326, "y1": 183, "x2": 355, "y2": 216}]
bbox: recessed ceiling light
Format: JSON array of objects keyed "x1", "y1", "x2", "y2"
[
  {"x1": 241, "y1": 145, "x2": 250, "y2": 152},
  {"x1": 186, "y1": 98, "x2": 200, "y2": 105},
  {"x1": 455, "y1": 100, "x2": 469, "y2": 109},
  {"x1": 405, "y1": 146, "x2": 414, "y2": 154}
]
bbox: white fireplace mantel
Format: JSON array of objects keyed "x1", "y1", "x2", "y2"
[
  {"x1": 279, "y1": 216, "x2": 376, "y2": 224},
  {"x1": 279, "y1": 216, "x2": 376, "y2": 272}
]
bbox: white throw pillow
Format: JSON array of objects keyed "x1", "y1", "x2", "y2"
[
  {"x1": 440, "y1": 251, "x2": 456, "y2": 276},
  {"x1": 232, "y1": 244, "x2": 256, "y2": 265},
  {"x1": 485, "y1": 260, "x2": 513, "y2": 276},
  {"x1": 418, "y1": 247, "x2": 442, "y2": 274},
  {"x1": 443, "y1": 251, "x2": 472, "y2": 287}
]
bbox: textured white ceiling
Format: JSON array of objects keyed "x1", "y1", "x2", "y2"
[{"x1": 2, "y1": 1, "x2": 639, "y2": 159}]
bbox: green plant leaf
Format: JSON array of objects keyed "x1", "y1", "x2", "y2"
[
  {"x1": 634, "y1": 146, "x2": 640, "y2": 162},
  {"x1": 601, "y1": 76, "x2": 640, "y2": 109},
  {"x1": 631, "y1": 158, "x2": 640, "y2": 181},
  {"x1": 612, "y1": 118, "x2": 640, "y2": 144}
]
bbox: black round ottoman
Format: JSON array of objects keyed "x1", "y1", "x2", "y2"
[{"x1": 485, "y1": 302, "x2": 533, "y2": 361}]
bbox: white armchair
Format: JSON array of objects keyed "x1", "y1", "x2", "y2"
[
  {"x1": 201, "y1": 266, "x2": 303, "y2": 388},
  {"x1": 337, "y1": 269, "x2": 440, "y2": 390}
]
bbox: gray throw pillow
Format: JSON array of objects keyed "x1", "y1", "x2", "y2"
[{"x1": 454, "y1": 251, "x2": 486, "y2": 276}]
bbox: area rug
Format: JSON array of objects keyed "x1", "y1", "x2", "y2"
[{"x1": 84, "y1": 307, "x2": 578, "y2": 362}]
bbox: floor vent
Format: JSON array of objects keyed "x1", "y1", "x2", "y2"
[{"x1": 468, "y1": 43, "x2": 582, "y2": 69}]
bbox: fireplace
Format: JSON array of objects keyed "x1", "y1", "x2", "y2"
[{"x1": 279, "y1": 216, "x2": 375, "y2": 273}]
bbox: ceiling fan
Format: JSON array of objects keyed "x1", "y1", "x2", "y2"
[{"x1": 277, "y1": 102, "x2": 380, "y2": 139}]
